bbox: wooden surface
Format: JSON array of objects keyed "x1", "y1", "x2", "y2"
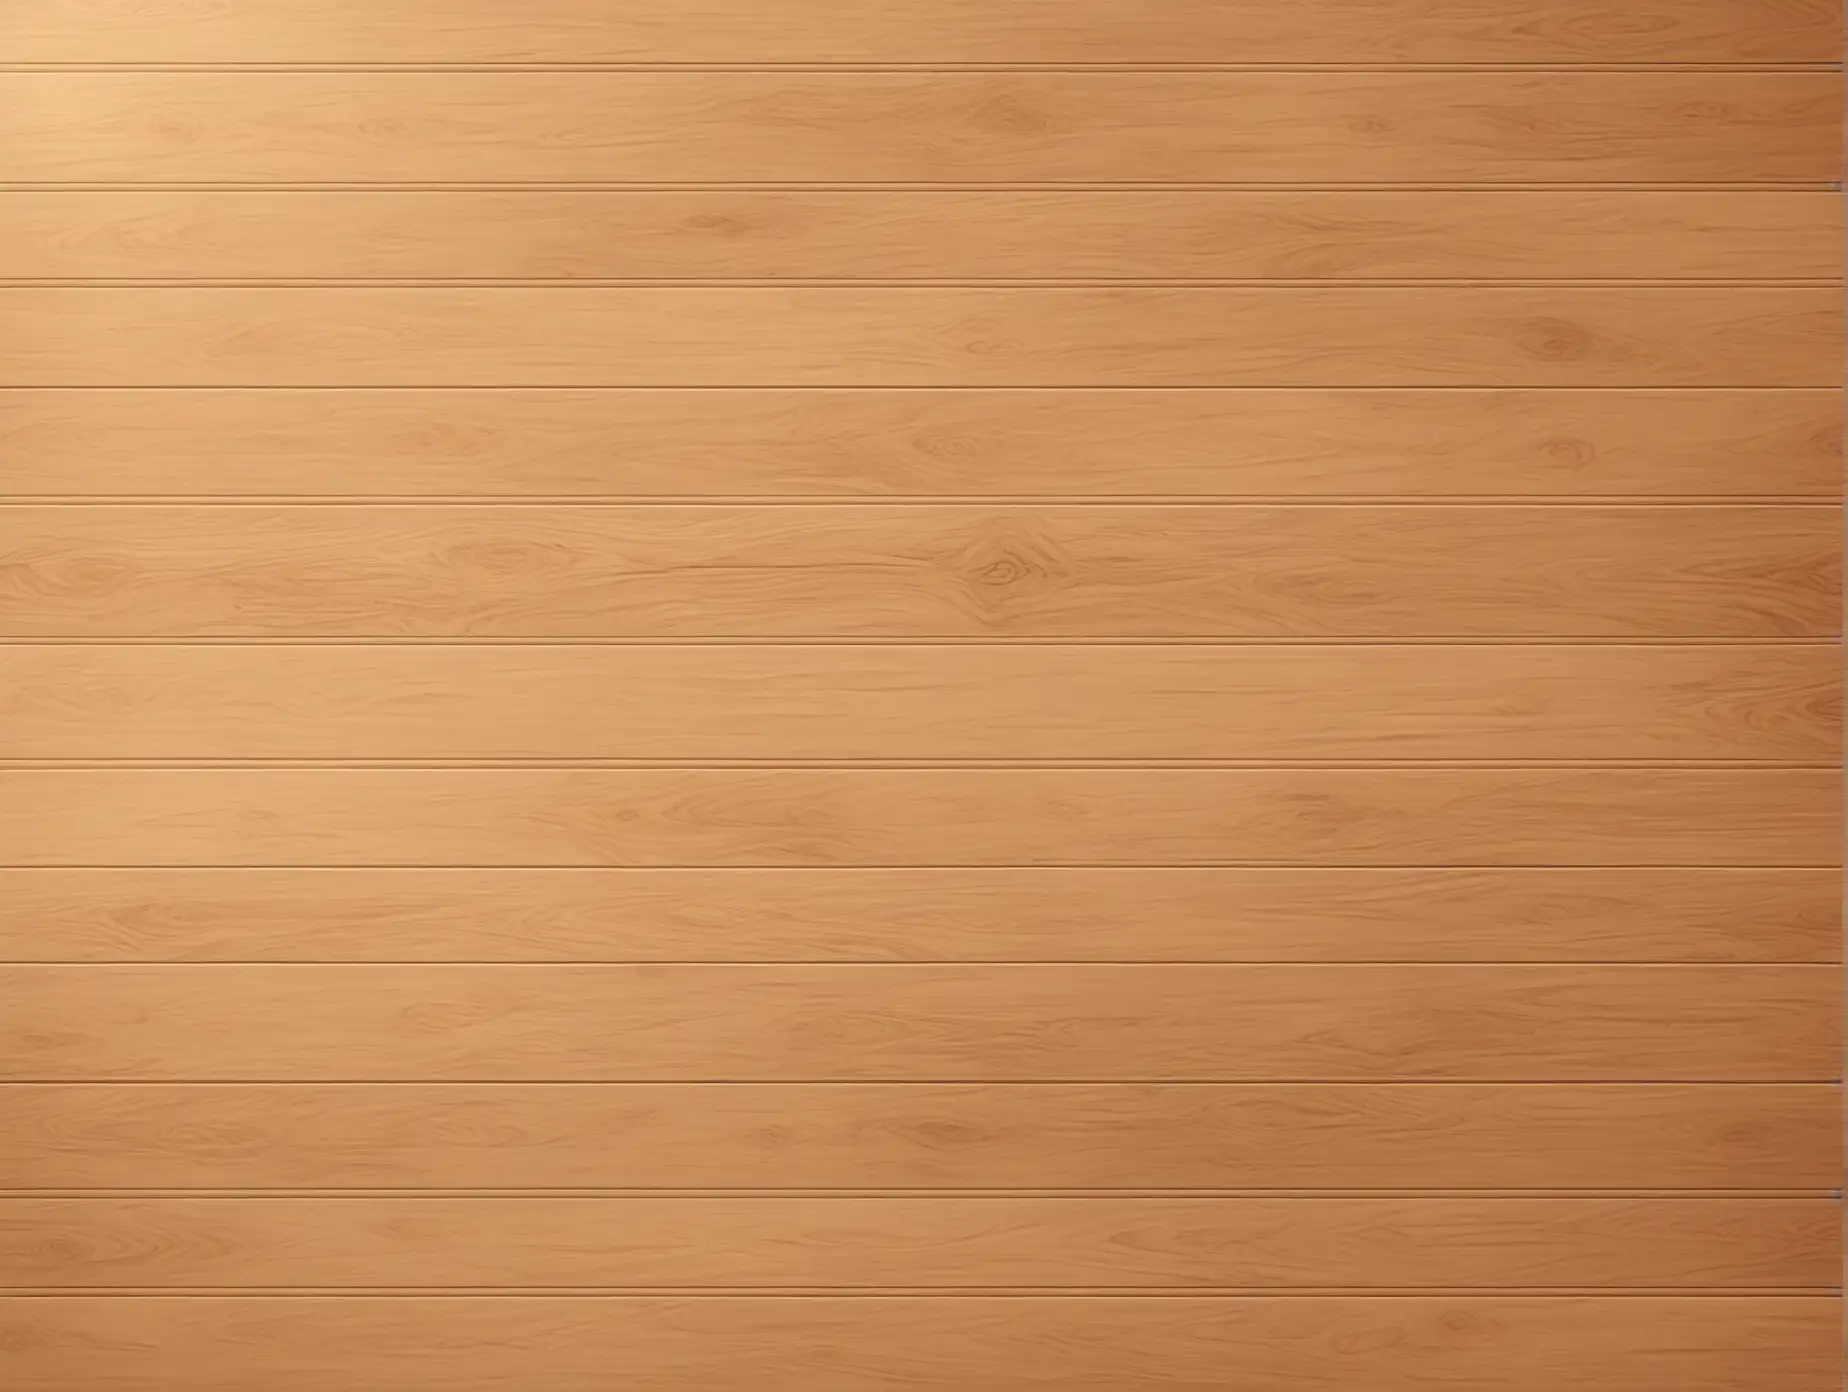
[
  {"x1": 1, "y1": 964, "x2": 1835, "y2": 1081},
  {"x1": 1, "y1": 288, "x2": 1837, "y2": 387},
  {"x1": 2, "y1": 0, "x2": 1839, "y2": 1387},
  {"x1": 0, "y1": 1197, "x2": 1836, "y2": 1288},
  {"x1": 2, "y1": 73, "x2": 1837, "y2": 184},
  {"x1": 0, "y1": 868, "x2": 1835, "y2": 962},
  {"x1": 3, "y1": 643, "x2": 1837, "y2": 760},
  {"x1": 4, "y1": 506, "x2": 1837, "y2": 637},
  {"x1": 8, "y1": 191, "x2": 1841, "y2": 282},
  {"x1": 4, "y1": 0, "x2": 1838, "y2": 63},
  {"x1": 0, "y1": 1296, "x2": 1836, "y2": 1392},
  {"x1": 0, "y1": 768, "x2": 1836, "y2": 866},
  {"x1": 6, "y1": 1083, "x2": 1835, "y2": 1190},
  {"x1": 3, "y1": 389, "x2": 1837, "y2": 499}
]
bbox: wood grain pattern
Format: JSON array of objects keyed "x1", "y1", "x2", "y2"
[
  {"x1": 4, "y1": 506, "x2": 1835, "y2": 638},
  {"x1": 0, "y1": 867, "x2": 1834, "y2": 963},
  {"x1": 1, "y1": 964, "x2": 1833, "y2": 1081},
  {"x1": 1, "y1": 1295, "x2": 1837, "y2": 1392},
  {"x1": 0, "y1": 768, "x2": 1835, "y2": 868},
  {"x1": 0, "y1": 1196, "x2": 1834, "y2": 1289},
  {"x1": 1, "y1": 388, "x2": 1840, "y2": 501},
  {"x1": 3, "y1": 73, "x2": 1837, "y2": 185},
  {"x1": 0, "y1": 287, "x2": 1835, "y2": 388},
  {"x1": 4, "y1": 644, "x2": 1834, "y2": 761},
  {"x1": 5, "y1": 0, "x2": 1837, "y2": 63},
  {"x1": 8, "y1": 191, "x2": 1840, "y2": 282},
  {"x1": 6, "y1": 1083, "x2": 1833, "y2": 1190},
  {"x1": 5, "y1": 0, "x2": 1842, "y2": 1374}
]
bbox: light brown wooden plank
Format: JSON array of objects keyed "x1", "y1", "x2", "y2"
[
  {"x1": 8, "y1": 191, "x2": 1841, "y2": 282},
  {"x1": 0, "y1": 288, "x2": 1834, "y2": 388},
  {"x1": 3, "y1": 506, "x2": 1835, "y2": 637},
  {"x1": 0, "y1": 868, "x2": 1834, "y2": 963},
  {"x1": 0, "y1": 1197, "x2": 1833, "y2": 1288},
  {"x1": 3, "y1": 73, "x2": 1837, "y2": 185},
  {"x1": 4, "y1": 644, "x2": 1834, "y2": 761},
  {"x1": 4, "y1": 389, "x2": 1837, "y2": 499},
  {"x1": 0, "y1": 768, "x2": 1835, "y2": 869},
  {"x1": 3, "y1": 1295, "x2": 1838, "y2": 1392},
  {"x1": 6, "y1": 0, "x2": 1838, "y2": 63},
  {"x1": 5, "y1": 1083, "x2": 1833, "y2": 1191},
  {"x1": 1, "y1": 965, "x2": 1833, "y2": 1081}
]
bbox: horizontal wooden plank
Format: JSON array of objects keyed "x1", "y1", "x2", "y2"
[
  {"x1": 1, "y1": 965, "x2": 1834, "y2": 1080},
  {"x1": 3, "y1": 73, "x2": 1836, "y2": 185},
  {"x1": 6, "y1": 1083, "x2": 1833, "y2": 1190},
  {"x1": 0, "y1": 1197, "x2": 1833, "y2": 1288},
  {"x1": 0, "y1": 768, "x2": 1835, "y2": 869},
  {"x1": 4, "y1": 644, "x2": 1834, "y2": 761},
  {"x1": 2, "y1": 1294, "x2": 1838, "y2": 1392},
  {"x1": 0, "y1": 288, "x2": 1834, "y2": 388},
  {"x1": 0, "y1": 867, "x2": 1835, "y2": 963},
  {"x1": 4, "y1": 389, "x2": 1837, "y2": 499},
  {"x1": 3, "y1": 507, "x2": 1835, "y2": 638},
  {"x1": 7, "y1": 191, "x2": 1840, "y2": 282},
  {"x1": 5, "y1": 0, "x2": 1838, "y2": 63}
]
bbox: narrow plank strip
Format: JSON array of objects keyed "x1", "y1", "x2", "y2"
[
  {"x1": 0, "y1": 964, "x2": 1833, "y2": 1080},
  {"x1": 4, "y1": 644, "x2": 1834, "y2": 761},
  {"x1": 0, "y1": 769, "x2": 1835, "y2": 868},
  {"x1": 3, "y1": 506, "x2": 1835, "y2": 637},
  {"x1": 4, "y1": 389, "x2": 1836, "y2": 499},
  {"x1": 5, "y1": 1083, "x2": 1833, "y2": 1190},
  {"x1": 4, "y1": 0, "x2": 1837, "y2": 63},
  {"x1": 3, "y1": 1295, "x2": 1838, "y2": 1392},
  {"x1": 0, "y1": 288, "x2": 1834, "y2": 387},
  {"x1": 0, "y1": 868, "x2": 1834, "y2": 962},
  {"x1": 3, "y1": 73, "x2": 1837, "y2": 185},
  {"x1": 0, "y1": 1197, "x2": 1833, "y2": 1288},
  {"x1": 7, "y1": 192, "x2": 1840, "y2": 281}
]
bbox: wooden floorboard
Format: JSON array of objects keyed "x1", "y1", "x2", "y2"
[
  {"x1": 8, "y1": 191, "x2": 1842, "y2": 282},
  {"x1": 0, "y1": 1196, "x2": 1835, "y2": 1289},
  {"x1": 4, "y1": 643, "x2": 1835, "y2": 761},
  {"x1": 0, "y1": 287, "x2": 1836, "y2": 387},
  {"x1": 6, "y1": 0, "x2": 1838, "y2": 64},
  {"x1": 0, "y1": 1295, "x2": 1837, "y2": 1392},
  {"x1": 0, "y1": 867, "x2": 1834, "y2": 962},
  {"x1": 3, "y1": 505, "x2": 1836, "y2": 637},
  {"x1": 4, "y1": 389, "x2": 1837, "y2": 499},
  {"x1": 0, "y1": 964, "x2": 1834, "y2": 1081},
  {"x1": 5, "y1": 1082, "x2": 1834, "y2": 1190}
]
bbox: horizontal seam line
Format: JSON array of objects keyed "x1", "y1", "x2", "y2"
[
  {"x1": 4, "y1": 499, "x2": 1837, "y2": 507},
  {"x1": 15, "y1": 1079, "x2": 1838, "y2": 1086},
  {"x1": 5, "y1": 1190, "x2": 1836, "y2": 1199},
  {"x1": 1, "y1": 62, "x2": 1840, "y2": 70},
  {"x1": 7, "y1": 953, "x2": 1840, "y2": 968},
  {"x1": 10, "y1": 857, "x2": 1833, "y2": 868},
  {"x1": 4, "y1": 279, "x2": 1841, "y2": 287}
]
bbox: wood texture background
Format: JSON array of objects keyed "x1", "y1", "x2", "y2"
[{"x1": 0, "y1": 1, "x2": 1839, "y2": 1388}]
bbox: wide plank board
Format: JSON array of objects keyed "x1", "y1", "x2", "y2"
[
  {"x1": 1, "y1": 1295, "x2": 1837, "y2": 1392},
  {"x1": 8, "y1": 191, "x2": 1841, "y2": 282},
  {"x1": 0, "y1": 1197, "x2": 1833, "y2": 1289},
  {"x1": 0, "y1": 768, "x2": 1835, "y2": 868},
  {"x1": 4, "y1": 644, "x2": 1834, "y2": 761},
  {"x1": 3, "y1": 506, "x2": 1835, "y2": 637},
  {"x1": 0, "y1": 964, "x2": 1833, "y2": 1081},
  {"x1": 0, "y1": 867, "x2": 1834, "y2": 963},
  {"x1": 0, "y1": 288, "x2": 1835, "y2": 388},
  {"x1": 2, "y1": 73, "x2": 1837, "y2": 185},
  {"x1": 4, "y1": 389, "x2": 1837, "y2": 500},
  {"x1": 6, "y1": 1083, "x2": 1833, "y2": 1190},
  {"x1": 5, "y1": 0, "x2": 1837, "y2": 63}
]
